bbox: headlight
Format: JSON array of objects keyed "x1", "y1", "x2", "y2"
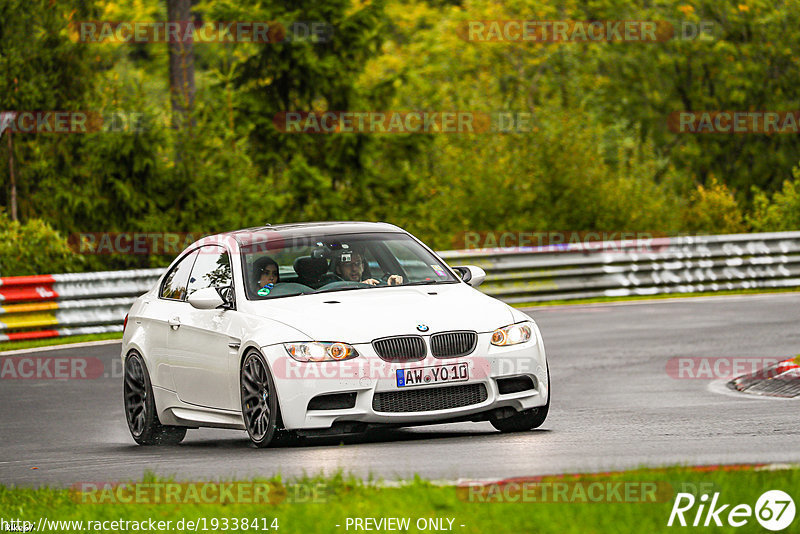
[
  {"x1": 284, "y1": 342, "x2": 359, "y2": 362},
  {"x1": 491, "y1": 323, "x2": 533, "y2": 346}
]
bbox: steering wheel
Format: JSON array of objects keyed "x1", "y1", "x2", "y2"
[
  {"x1": 315, "y1": 280, "x2": 371, "y2": 291},
  {"x1": 317, "y1": 273, "x2": 343, "y2": 286}
]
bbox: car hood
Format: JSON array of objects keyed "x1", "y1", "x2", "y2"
[{"x1": 245, "y1": 283, "x2": 515, "y2": 343}]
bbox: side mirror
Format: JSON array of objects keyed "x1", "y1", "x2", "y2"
[
  {"x1": 452, "y1": 265, "x2": 486, "y2": 287},
  {"x1": 218, "y1": 286, "x2": 235, "y2": 309},
  {"x1": 188, "y1": 286, "x2": 229, "y2": 310}
]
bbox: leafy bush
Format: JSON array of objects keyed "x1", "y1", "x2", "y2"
[
  {"x1": 0, "y1": 212, "x2": 83, "y2": 277},
  {"x1": 394, "y1": 111, "x2": 686, "y2": 250},
  {"x1": 684, "y1": 178, "x2": 746, "y2": 235},
  {"x1": 748, "y1": 171, "x2": 800, "y2": 232}
]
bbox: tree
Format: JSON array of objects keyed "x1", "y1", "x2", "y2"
[
  {"x1": 203, "y1": 0, "x2": 427, "y2": 223},
  {"x1": 167, "y1": 0, "x2": 196, "y2": 133},
  {"x1": 0, "y1": 0, "x2": 97, "y2": 220}
]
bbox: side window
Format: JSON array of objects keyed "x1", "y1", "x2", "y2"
[
  {"x1": 187, "y1": 246, "x2": 232, "y2": 296},
  {"x1": 160, "y1": 250, "x2": 198, "y2": 301}
]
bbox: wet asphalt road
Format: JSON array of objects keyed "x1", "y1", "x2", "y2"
[{"x1": 1, "y1": 293, "x2": 799, "y2": 487}]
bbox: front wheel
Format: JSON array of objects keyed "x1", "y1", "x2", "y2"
[
  {"x1": 124, "y1": 352, "x2": 186, "y2": 445},
  {"x1": 240, "y1": 350, "x2": 284, "y2": 447}
]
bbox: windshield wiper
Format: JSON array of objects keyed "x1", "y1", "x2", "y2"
[{"x1": 402, "y1": 280, "x2": 442, "y2": 286}]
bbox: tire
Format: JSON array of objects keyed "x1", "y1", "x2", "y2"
[
  {"x1": 240, "y1": 350, "x2": 285, "y2": 447},
  {"x1": 124, "y1": 352, "x2": 187, "y2": 445},
  {"x1": 491, "y1": 367, "x2": 550, "y2": 433}
]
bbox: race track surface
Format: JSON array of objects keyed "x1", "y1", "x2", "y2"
[{"x1": 2, "y1": 293, "x2": 799, "y2": 487}]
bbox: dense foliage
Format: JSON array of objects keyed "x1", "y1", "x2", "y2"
[
  {"x1": 1, "y1": 0, "x2": 799, "y2": 274},
  {"x1": 0, "y1": 211, "x2": 83, "y2": 275}
]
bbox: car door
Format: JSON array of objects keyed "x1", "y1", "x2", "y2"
[
  {"x1": 167, "y1": 245, "x2": 242, "y2": 411},
  {"x1": 141, "y1": 249, "x2": 199, "y2": 392}
]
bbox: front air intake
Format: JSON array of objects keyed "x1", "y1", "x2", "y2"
[
  {"x1": 372, "y1": 383, "x2": 488, "y2": 413},
  {"x1": 307, "y1": 392, "x2": 357, "y2": 411},
  {"x1": 496, "y1": 375, "x2": 536, "y2": 395}
]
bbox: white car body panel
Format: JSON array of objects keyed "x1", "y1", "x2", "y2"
[
  {"x1": 243, "y1": 283, "x2": 515, "y2": 342},
  {"x1": 166, "y1": 307, "x2": 241, "y2": 410}
]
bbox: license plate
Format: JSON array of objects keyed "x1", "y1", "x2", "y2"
[{"x1": 396, "y1": 362, "x2": 469, "y2": 387}]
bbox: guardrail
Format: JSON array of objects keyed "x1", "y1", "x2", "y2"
[
  {"x1": 0, "y1": 269, "x2": 162, "y2": 342},
  {"x1": 1, "y1": 231, "x2": 799, "y2": 343},
  {"x1": 439, "y1": 231, "x2": 800, "y2": 304}
]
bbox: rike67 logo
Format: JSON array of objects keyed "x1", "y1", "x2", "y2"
[{"x1": 668, "y1": 490, "x2": 795, "y2": 531}]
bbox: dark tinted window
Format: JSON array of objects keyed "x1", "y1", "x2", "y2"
[
  {"x1": 160, "y1": 250, "x2": 198, "y2": 301},
  {"x1": 187, "y1": 246, "x2": 232, "y2": 296}
]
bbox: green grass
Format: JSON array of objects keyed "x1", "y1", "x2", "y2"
[
  {"x1": 513, "y1": 287, "x2": 800, "y2": 308},
  {"x1": 1, "y1": 466, "x2": 798, "y2": 533},
  {"x1": 0, "y1": 332, "x2": 122, "y2": 353}
]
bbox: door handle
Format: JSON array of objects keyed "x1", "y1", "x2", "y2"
[{"x1": 168, "y1": 316, "x2": 181, "y2": 330}]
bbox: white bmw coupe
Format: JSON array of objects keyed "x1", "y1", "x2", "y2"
[{"x1": 122, "y1": 222, "x2": 549, "y2": 447}]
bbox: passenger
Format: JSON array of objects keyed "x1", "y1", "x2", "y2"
[
  {"x1": 253, "y1": 256, "x2": 280, "y2": 295},
  {"x1": 333, "y1": 250, "x2": 403, "y2": 286}
]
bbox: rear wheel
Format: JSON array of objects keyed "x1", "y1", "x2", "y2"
[
  {"x1": 491, "y1": 367, "x2": 550, "y2": 433},
  {"x1": 241, "y1": 350, "x2": 285, "y2": 447},
  {"x1": 124, "y1": 352, "x2": 186, "y2": 445}
]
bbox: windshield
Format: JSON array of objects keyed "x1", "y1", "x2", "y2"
[{"x1": 241, "y1": 232, "x2": 459, "y2": 300}]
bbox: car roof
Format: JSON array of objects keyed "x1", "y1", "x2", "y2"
[{"x1": 198, "y1": 221, "x2": 406, "y2": 249}]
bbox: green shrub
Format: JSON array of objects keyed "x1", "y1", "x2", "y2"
[
  {"x1": 0, "y1": 212, "x2": 84, "y2": 277},
  {"x1": 747, "y1": 167, "x2": 800, "y2": 232},
  {"x1": 684, "y1": 177, "x2": 746, "y2": 234}
]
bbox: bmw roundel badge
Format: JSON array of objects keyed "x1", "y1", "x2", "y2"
[{"x1": 416, "y1": 324, "x2": 429, "y2": 332}]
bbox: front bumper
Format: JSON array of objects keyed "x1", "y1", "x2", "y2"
[{"x1": 263, "y1": 327, "x2": 548, "y2": 430}]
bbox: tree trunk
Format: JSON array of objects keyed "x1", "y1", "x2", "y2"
[
  {"x1": 7, "y1": 129, "x2": 17, "y2": 222},
  {"x1": 167, "y1": 0, "x2": 195, "y2": 133}
]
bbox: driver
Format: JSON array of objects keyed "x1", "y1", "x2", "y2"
[{"x1": 334, "y1": 249, "x2": 403, "y2": 286}]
